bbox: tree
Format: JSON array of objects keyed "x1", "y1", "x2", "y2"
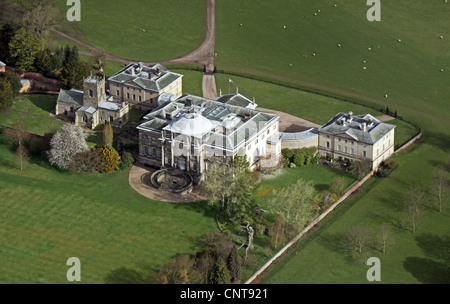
[
  {"x1": 376, "y1": 223, "x2": 395, "y2": 254},
  {"x1": 8, "y1": 27, "x2": 43, "y2": 71},
  {"x1": 20, "y1": 2, "x2": 61, "y2": 38},
  {"x1": 329, "y1": 178, "x2": 346, "y2": 197},
  {"x1": 0, "y1": 23, "x2": 16, "y2": 64},
  {"x1": 0, "y1": 78, "x2": 14, "y2": 111},
  {"x1": 59, "y1": 60, "x2": 91, "y2": 89},
  {"x1": 202, "y1": 157, "x2": 255, "y2": 232},
  {"x1": 431, "y1": 165, "x2": 448, "y2": 212},
  {"x1": 156, "y1": 254, "x2": 202, "y2": 284},
  {"x1": 403, "y1": 203, "x2": 422, "y2": 234},
  {"x1": 68, "y1": 149, "x2": 106, "y2": 174},
  {"x1": 268, "y1": 179, "x2": 318, "y2": 235},
  {"x1": 227, "y1": 246, "x2": 241, "y2": 283},
  {"x1": 403, "y1": 185, "x2": 425, "y2": 234},
  {"x1": 209, "y1": 257, "x2": 231, "y2": 284},
  {"x1": 103, "y1": 122, "x2": 114, "y2": 149},
  {"x1": 343, "y1": 226, "x2": 372, "y2": 254},
  {"x1": 64, "y1": 45, "x2": 79, "y2": 65},
  {"x1": 0, "y1": 71, "x2": 22, "y2": 96},
  {"x1": 48, "y1": 124, "x2": 89, "y2": 169},
  {"x1": 351, "y1": 159, "x2": 372, "y2": 179},
  {"x1": 93, "y1": 48, "x2": 107, "y2": 72},
  {"x1": 270, "y1": 215, "x2": 285, "y2": 249},
  {"x1": 15, "y1": 141, "x2": 29, "y2": 171}
]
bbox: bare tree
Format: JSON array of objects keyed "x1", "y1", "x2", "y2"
[
  {"x1": 15, "y1": 141, "x2": 29, "y2": 171},
  {"x1": 93, "y1": 48, "x2": 107, "y2": 73},
  {"x1": 431, "y1": 165, "x2": 448, "y2": 212},
  {"x1": 376, "y1": 223, "x2": 395, "y2": 254},
  {"x1": 403, "y1": 185, "x2": 425, "y2": 234},
  {"x1": 343, "y1": 226, "x2": 372, "y2": 254},
  {"x1": 20, "y1": 1, "x2": 61, "y2": 39}
]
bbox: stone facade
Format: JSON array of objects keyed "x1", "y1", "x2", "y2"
[
  {"x1": 318, "y1": 112, "x2": 395, "y2": 170},
  {"x1": 137, "y1": 94, "x2": 281, "y2": 181},
  {"x1": 56, "y1": 75, "x2": 130, "y2": 130},
  {"x1": 107, "y1": 63, "x2": 183, "y2": 112}
]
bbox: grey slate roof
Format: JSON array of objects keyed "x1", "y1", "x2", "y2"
[
  {"x1": 108, "y1": 63, "x2": 182, "y2": 93},
  {"x1": 215, "y1": 93, "x2": 257, "y2": 109},
  {"x1": 319, "y1": 112, "x2": 395, "y2": 144},
  {"x1": 78, "y1": 106, "x2": 97, "y2": 114},
  {"x1": 137, "y1": 94, "x2": 279, "y2": 151},
  {"x1": 99, "y1": 101, "x2": 122, "y2": 111},
  {"x1": 57, "y1": 89, "x2": 84, "y2": 106}
]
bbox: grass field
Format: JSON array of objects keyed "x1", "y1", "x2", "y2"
[
  {"x1": 260, "y1": 143, "x2": 450, "y2": 284},
  {"x1": 0, "y1": 135, "x2": 217, "y2": 283},
  {"x1": 55, "y1": 0, "x2": 207, "y2": 61},
  {"x1": 0, "y1": 95, "x2": 63, "y2": 136},
  {"x1": 215, "y1": 1, "x2": 449, "y2": 283}
]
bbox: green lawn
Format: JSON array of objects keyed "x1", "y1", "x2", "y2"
[
  {"x1": 214, "y1": 1, "x2": 449, "y2": 283},
  {"x1": 0, "y1": 136, "x2": 216, "y2": 283},
  {"x1": 0, "y1": 95, "x2": 63, "y2": 136},
  {"x1": 255, "y1": 164, "x2": 356, "y2": 210},
  {"x1": 55, "y1": 0, "x2": 207, "y2": 62},
  {"x1": 261, "y1": 143, "x2": 450, "y2": 284}
]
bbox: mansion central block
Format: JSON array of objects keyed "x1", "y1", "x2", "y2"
[{"x1": 137, "y1": 94, "x2": 281, "y2": 181}]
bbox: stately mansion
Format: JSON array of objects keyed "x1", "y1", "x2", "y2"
[
  {"x1": 55, "y1": 63, "x2": 396, "y2": 178},
  {"x1": 137, "y1": 94, "x2": 281, "y2": 180},
  {"x1": 318, "y1": 112, "x2": 396, "y2": 170},
  {"x1": 56, "y1": 75, "x2": 130, "y2": 129}
]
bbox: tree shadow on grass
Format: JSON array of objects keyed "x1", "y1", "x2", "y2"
[
  {"x1": 316, "y1": 232, "x2": 355, "y2": 263},
  {"x1": 403, "y1": 257, "x2": 450, "y2": 284},
  {"x1": 424, "y1": 132, "x2": 450, "y2": 153},
  {"x1": 104, "y1": 265, "x2": 158, "y2": 284},
  {"x1": 415, "y1": 234, "x2": 450, "y2": 262}
]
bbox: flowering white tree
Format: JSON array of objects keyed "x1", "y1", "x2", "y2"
[{"x1": 48, "y1": 124, "x2": 89, "y2": 169}]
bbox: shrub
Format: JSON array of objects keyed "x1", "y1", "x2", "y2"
[
  {"x1": 329, "y1": 178, "x2": 346, "y2": 197},
  {"x1": 383, "y1": 158, "x2": 398, "y2": 171},
  {"x1": 68, "y1": 149, "x2": 106, "y2": 174},
  {"x1": 94, "y1": 145, "x2": 121, "y2": 173},
  {"x1": 209, "y1": 257, "x2": 231, "y2": 284},
  {"x1": 120, "y1": 151, "x2": 135, "y2": 170},
  {"x1": 293, "y1": 151, "x2": 305, "y2": 167}
]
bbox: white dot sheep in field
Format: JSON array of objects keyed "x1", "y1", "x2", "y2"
[
  {"x1": 337, "y1": 44, "x2": 342, "y2": 47},
  {"x1": 312, "y1": 53, "x2": 316, "y2": 56},
  {"x1": 363, "y1": 67, "x2": 367, "y2": 70},
  {"x1": 363, "y1": 60, "x2": 367, "y2": 63},
  {"x1": 368, "y1": 47, "x2": 372, "y2": 51},
  {"x1": 398, "y1": 39, "x2": 402, "y2": 42},
  {"x1": 439, "y1": 35, "x2": 443, "y2": 39},
  {"x1": 317, "y1": 10, "x2": 321, "y2": 13},
  {"x1": 313, "y1": 13, "x2": 317, "y2": 16},
  {"x1": 441, "y1": 68, "x2": 444, "y2": 72},
  {"x1": 384, "y1": 94, "x2": 388, "y2": 98},
  {"x1": 283, "y1": 25, "x2": 286, "y2": 29},
  {"x1": 334, "y1": 4, "x2": 337, "y2": 7}
]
